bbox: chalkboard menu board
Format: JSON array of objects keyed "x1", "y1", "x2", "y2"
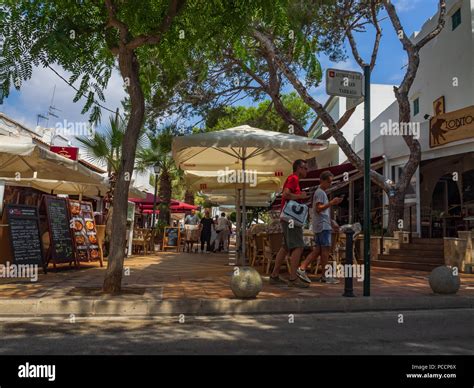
[
  {"x1": 43, "y1": 196, "x2": 75, "y2": 263},
  {"x1": 6, "y1": 204, "x2": 44, "y2": 267},
  {"x1": 68, "y1": 200, "x2": 100, "y2": 262}
]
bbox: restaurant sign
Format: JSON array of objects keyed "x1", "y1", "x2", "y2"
[
  {"x1": 50, "y1": 146, "x2": 79, "y2": 161},
  {"x1": 429, "y1": 105, "x2": 474, "y2": 148}
]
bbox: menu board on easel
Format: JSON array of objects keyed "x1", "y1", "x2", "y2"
[
  {"x1": 68, "y1": 200, "x2": 100, "y2": 263},
  {"x1": 5, "y1": 204, "x2": 45, "y2": 270},
  {"x1": 163, "y1": 227, "x2": 180, "y2": 252},
  {"x1": 43, "y1": 195, "x2": 75, "y2": 265}
]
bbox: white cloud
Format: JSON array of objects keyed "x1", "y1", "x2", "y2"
[{"x1": 1, "y1": 64, "x2": 126, "y2": 136}]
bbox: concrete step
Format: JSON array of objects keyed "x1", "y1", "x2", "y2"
[
  {"x1": 372, "y1": 259, "x2": 440, "y2": 272},
  {"x1": 411, "y1": 238, "x2": 444, "y2": 245},
  {"x1": 378, "y1": 254, "x2": 444, "y2": 264},
  {"x1": 391, "y1": 248, "x2": 444, "y2": 258},
  {"x1": 400, "y1": 243, "x2": 444, "y2": 251}
]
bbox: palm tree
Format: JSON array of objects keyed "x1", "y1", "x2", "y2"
[
  {"x1": 136, "y1": 126, "x2": 180, "y2": 226},
  {"x1": 76, "y1": 115, "x2": 127, "y2": 245}
]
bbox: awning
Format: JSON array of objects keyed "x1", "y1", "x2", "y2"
[{"x1": 271, "y1": 156, "x2": 385, "y2": 209}]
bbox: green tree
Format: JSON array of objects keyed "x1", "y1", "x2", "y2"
[
  {"x1": 250, "y1": 0, "x2": 447, "y2": 233},
  {"x1": 76, "y1": 114, "x2": 125, "y2": 245},
  {"x1": 136, "y1": 126, "x2": 179, "y2": 225},
  {"x1": 206, "y1": 92, "x2": 314, "y2": 133},
  {"x1": 1, "y1": 0, "x2": 260, "y2": 293}
]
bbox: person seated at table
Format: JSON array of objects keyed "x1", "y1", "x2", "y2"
[
  {"x1": 296, "y1": 170, "x2": 343, "y2": 284},
  {"x1": 200, "y1": 210, "x2": 214, "y2": 253}
]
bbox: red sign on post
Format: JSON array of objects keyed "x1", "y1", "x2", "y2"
[{"x1": 50, "y1": 146, "x2": 79, "y2": 161}]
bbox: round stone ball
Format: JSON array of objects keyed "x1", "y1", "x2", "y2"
[
  {"x1": 429, "y1": 266, "x2": 461, "y2": 294},
  {"x1": 230, "y1": 267, "x2": 263, "y2": 299}
]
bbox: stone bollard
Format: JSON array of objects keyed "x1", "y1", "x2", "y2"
[
  {"x1": 230, "y1": 266, "x2": 262, "y2": 299},
  {"x1": 429, "y1": 266, "x2": 461, "y2": 294}
]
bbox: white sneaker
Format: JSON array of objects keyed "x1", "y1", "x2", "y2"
[{"x1": 296, "y1": 267, "x2": 311, "y2": 283}]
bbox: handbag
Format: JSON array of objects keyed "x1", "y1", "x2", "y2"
[{"x1": 280, "y1": 200, "x2": 308, "y2": 227}]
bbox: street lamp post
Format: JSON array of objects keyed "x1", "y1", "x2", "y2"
[{"x1": 151, "y1": 163, "x2": 161, "y2": 230}]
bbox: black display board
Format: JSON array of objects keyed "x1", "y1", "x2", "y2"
[
  {"x1": 5, "y1": 204, "x2": 44, "y2": 267},
  {"x1": 43, "y1": 195, "x2": 75, "y2": 264}
]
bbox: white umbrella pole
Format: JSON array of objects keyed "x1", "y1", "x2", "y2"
[
  {"x1": 235, "y1": 187, "x2": 240, "y2": 254},
  {"x1": 241, "y1": 151, "x2": 247, "y2": 266}
]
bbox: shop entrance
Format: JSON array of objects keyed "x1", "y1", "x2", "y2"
[{"x1": 431, "y1": 174, "x2": 462, "y2": 237}]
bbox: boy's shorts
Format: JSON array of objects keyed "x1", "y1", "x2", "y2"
[{"x1": 314, "y1": 230, "x2": 332, "y2": 247}]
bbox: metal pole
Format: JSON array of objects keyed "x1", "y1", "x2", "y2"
[
  {"x1": 152, "y1": 174, "x2": 158, "y2": 229},
  {"x1": 343, "y1": 229, "x2": 355, "y2": 297},
  {"x1": 236, "y1": 188, "x2": 241, "y2": 261},
  {"x1": 241, "y1": 150, "x2": 247, "y2": 266},
  {"x1": 363, "y1": 65, "x2": 371, "y2": 297}
]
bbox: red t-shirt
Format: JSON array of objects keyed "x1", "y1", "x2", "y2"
[{"x1": 280, "y1": 173, "x2": 301, "y2": 210}]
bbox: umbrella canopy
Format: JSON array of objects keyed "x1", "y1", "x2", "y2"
[
  {"x1": 0, "y1": 137, "x2": 105, "y2": 184},
  {"x1": 184, "y1": 170, "x2": 283, "y2": 192},
  {"x1": 172, "y1": 125, "x2": 329, "y2": 263},
  {"x1": 173, "y1": 125, "x2": 329, "y2": 175},
  {"x1": 0, "y1": 137, "x2": 145, "y2": 198}
]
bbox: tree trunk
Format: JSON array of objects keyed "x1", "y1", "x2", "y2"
[
  {"x1": 158, "y1": 170, "x2": 172, "y2": 225},
  {"x1": 103, "y1": 49, "x2": 145, "y2": 294},
  {"x1": 184, "y1": 189, "x2": 194, "y2": 205},
  {"x1": 387, "y1": 191, "x2": 406, "y2": 235}
]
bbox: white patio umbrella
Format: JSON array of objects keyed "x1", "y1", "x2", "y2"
[
  {"x1": 172, "y1": 125, "x2": 329, "y2": 264},
  {"x1": 0, "y1": 137, "x2": 145, "y2": 198}
]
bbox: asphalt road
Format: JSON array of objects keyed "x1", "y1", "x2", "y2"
[{"x1": 0, "y1": 309, "x2": 472, "y2": 355}]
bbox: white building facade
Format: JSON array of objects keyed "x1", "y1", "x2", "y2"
[
  {"x1": 309, "y1": 84, "x2": 397, "y2": 167},
  {"x1": 352, "y1": 0, "x2": 474, "y2": 237}
]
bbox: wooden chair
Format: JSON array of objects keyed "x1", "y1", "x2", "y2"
[
  {"x1": 96, "y1": 225, "x2": 106, "y2": 267},
  {"x1": 250, "y1": 233, "x2": 265, "y2": 267},
  {"x1": 263, "y1": 232, "x2": 285, "y2": 274},
  {"x1": 132, "y1": 228, "x2": 149, "y2": 255}
]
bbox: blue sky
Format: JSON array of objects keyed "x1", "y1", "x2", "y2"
[{"x1": 1, "y1": 0, "x2": 441, "y2": 134}]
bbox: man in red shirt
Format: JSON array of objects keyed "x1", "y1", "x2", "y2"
[{"x1": 270, "y1": 159, "x2": 309, "y2": 288}]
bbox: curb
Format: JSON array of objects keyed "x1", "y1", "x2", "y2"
[{"x1": 0, "y1": 295, "x2": 472, "y2": 317}]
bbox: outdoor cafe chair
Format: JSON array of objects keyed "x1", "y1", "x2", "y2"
[
  {"x1": 263, "y1": 232, "x2": 286, "y2": 274},
  {"x1": 250, "y1": 233, "x2": 266, "y2": 267},
  {"x1": 95, "y1": 225, "x2": 106, "y2": 267},
  {"x1": 132, "y1": 228, "x2": 151, "y2": 255}
]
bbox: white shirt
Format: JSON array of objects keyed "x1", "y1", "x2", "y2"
[{"x1": 216, "y1": 217, "x2": 229, "y2": 232}]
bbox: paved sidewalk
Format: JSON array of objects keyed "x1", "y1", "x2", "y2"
[{"x1": 1, "y1": 249, "x2": 474, "y2": 299}]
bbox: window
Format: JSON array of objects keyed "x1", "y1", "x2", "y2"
[
  {"x1": 413, "y1": 98, "x2": 420, "y2": 116},
  {"x1": 452, "y1": 8, "x2": 461, "y2": 30}
]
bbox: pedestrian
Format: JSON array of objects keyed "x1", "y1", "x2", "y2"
[
  {"x1": 184, "y1": 209, "x2": 200, "y2": 253},
  {"x1": 200, "y1": 210, "x2": 214, "y2": 253},
  {"x1": 184, "y1": 209, "x2": 200, "y2": 226},
  {"x1": 269, "y1": 159, "x2": 309, "y2": 288},
  {"x1": 296, "y1": 170, "x2": 343, "y2": 284},
  {"x1": 227, "y1": 215, "x2": 233, "y2": 248},
  {"x1": 215, "y1": 212, "x2": 231, "y2": 253}
]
